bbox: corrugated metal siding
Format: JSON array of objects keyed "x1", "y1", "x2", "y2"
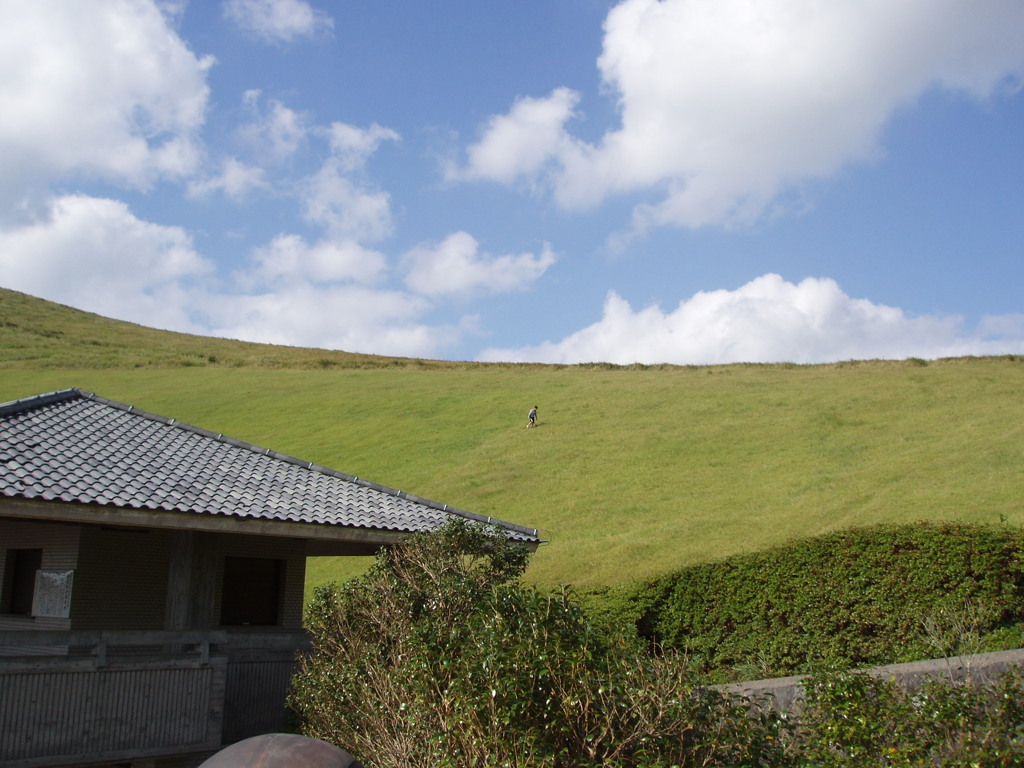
[
  {"x1": 222, "y1": 659, "x2": 297, "y2": 744},
  {"x1": 73, "y1": 527, "x2": 171, "y2": 631},
  {"x1": 0, "y1": 519, "x2": 78, "y2": 635},
  {"x1": 0, "y1": 658, "x2": 223, "y2": 763}
]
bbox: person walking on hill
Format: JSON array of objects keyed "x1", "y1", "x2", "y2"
[{"x1": 527, "y1": 405, "x2": 538, "y2": 428}]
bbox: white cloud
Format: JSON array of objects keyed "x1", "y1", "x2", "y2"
[
  {"x1": 0, "y1": 194, "x2": 212, "y2": 332},
  {"x1": 403, "y1": 232, "x2": 556, "y2": 298},
  {"x1": 238, "y1": 92, "x2": 309, "y2": 162},
  {"x1": 478, "y1": 274, "x2": 1024, "y2": 365},
  {"x1": 180, "y1": 110, "x2": 447, "y2": 356},
  {"x1": 460, "y1": 0, "x2": 1024, "y2": 230},
  {"x1": 977, "y1": 313, "x2": 1024, "y2": 339},
  {"x1": 301, "y1": 163, "x2": 393, "y2": 242},
  {"x1": 187, "y1": 157, "x2": 270, "y2": 199},
  {"x1": 203, "y1": 284, "x2": 455, "y2": 358},
  {"x1": 453, "y1": 88, "x2": 582, "y2": 186},
  {"x1": 223, "y1": 0, "x2": 333, "y2": 44},
  {"x1": 299, "y1": 123, "x2": 399, "y2": 242},
  {"x1": 194, "y1": 113, "x2": 456, "y2": 355},
  {"x1": 325, "y1": 122, "x2": 401, "y2": 173},
  {"x1": 247, "y1": 234, "x2": 387, "y2": 286},
  {"x1": 0, "y1": 0, "x2": 212, "y2": 209}
]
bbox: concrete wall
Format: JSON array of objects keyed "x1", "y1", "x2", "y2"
[{"x1": 721, "y1": 647, "x2": 1024, "y2": 712}]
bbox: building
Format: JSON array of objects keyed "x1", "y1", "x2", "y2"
[{"x1": 0, "y1": 389, "x2": 540, "y2": 768}]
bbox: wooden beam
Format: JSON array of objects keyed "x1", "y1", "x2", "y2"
[{"x1": 0, "y1": 498, "x2": 407, "y2": 549}]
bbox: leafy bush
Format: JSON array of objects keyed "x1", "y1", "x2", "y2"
[
  {"x1": 287, "y1": 520, "x2": 793, "y2": 768},
  {"x1": 587, "y1": 523, "x2": 1024, "y2": 678},
  {"x1": 799, "y1": 668, "x2": 1024, "y2": 766}
]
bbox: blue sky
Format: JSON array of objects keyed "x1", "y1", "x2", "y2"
[{"x1": 1, "y1": 0, "x2": 1022, "y2": 364}]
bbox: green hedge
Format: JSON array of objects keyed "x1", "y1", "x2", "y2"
[{"x1": 586, "y1": 523, "x2": 1024, "y2": 677}]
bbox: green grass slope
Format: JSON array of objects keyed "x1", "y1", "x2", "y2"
[{"x1": 2, "y1": 287, "x2": 1023, "y2": 590}]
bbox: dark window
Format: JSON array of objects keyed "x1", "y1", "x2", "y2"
[
  {"x1": 2, "y1": 549, "x2": 43, "y2": 616},
  {"x1": 220, "y1": 557, "x2": 283, "y2": 626}
]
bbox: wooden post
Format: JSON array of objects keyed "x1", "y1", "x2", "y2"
[
  {"x1": 165, "y1": 531, "x2": 218, "y2": 632},
  {"x1": 165, "y1": 531, "x2": 195, "y2": 631}
]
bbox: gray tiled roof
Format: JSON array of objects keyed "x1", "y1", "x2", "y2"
[{"x1": 0, "y1": 389, "x2": 539, "y2": 543}]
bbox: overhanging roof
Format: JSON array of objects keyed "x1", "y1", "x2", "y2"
[{"x1": 0, "y1": 389, "x2": 540, "y2": 552}]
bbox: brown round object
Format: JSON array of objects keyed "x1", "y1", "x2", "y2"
[{"x1": 197, "y1": 733, "x2": 363, "y2": 768}]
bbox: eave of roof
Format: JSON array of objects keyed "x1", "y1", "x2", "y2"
[{"x1": 0, "y1": 389, "x2": 541, "y2": 546}]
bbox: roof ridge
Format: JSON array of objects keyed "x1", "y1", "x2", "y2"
[
  {"x1": 0, "y1": 388, "x2": 85, "y2": 417},
  {"x1": 1, "y1": 389, "x2": 541, "y2": 540}
]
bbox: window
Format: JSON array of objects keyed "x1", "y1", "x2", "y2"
[
  {"x1": 220, "y1": 557, "x2": 283, "y2": 626},
  {"x1": 2, "y1": 549, "x2": 43, "y2": 616}
]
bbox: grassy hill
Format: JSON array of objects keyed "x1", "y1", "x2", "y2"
[{"x1": 2, "y1": 286, "x2": 1023, "y2": 591}]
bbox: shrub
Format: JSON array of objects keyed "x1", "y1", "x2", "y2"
[
  {"x1": 799, "y1": 668, "x2": 1024, "y2": 766},
  {"x1": 592, "y1": 523, "x2": 1024, "y2": 678},
  {"x1": 287, "y1": 520, "x2": 793, "y2": 768},
  {"x1": 288, "y1": 521, "x2": 1024, "y2": 766}
]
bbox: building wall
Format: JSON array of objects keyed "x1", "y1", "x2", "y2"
[
  {"x1": 74, "y1": 526, "x2": 174, "y2": 631},
  {"x1": 72, "y1": 527, "x2": 308, "y2": 631},
  {"x1": 0, "y1": 518, "x2": 79, "y2": 633},
  {"x1": 2, "y1": 513, "x2": 309, "y2": 633}
]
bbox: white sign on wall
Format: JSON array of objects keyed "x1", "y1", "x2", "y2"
[{"x1": 32, "y1": 570, "x2": 74, "y2": 619}]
